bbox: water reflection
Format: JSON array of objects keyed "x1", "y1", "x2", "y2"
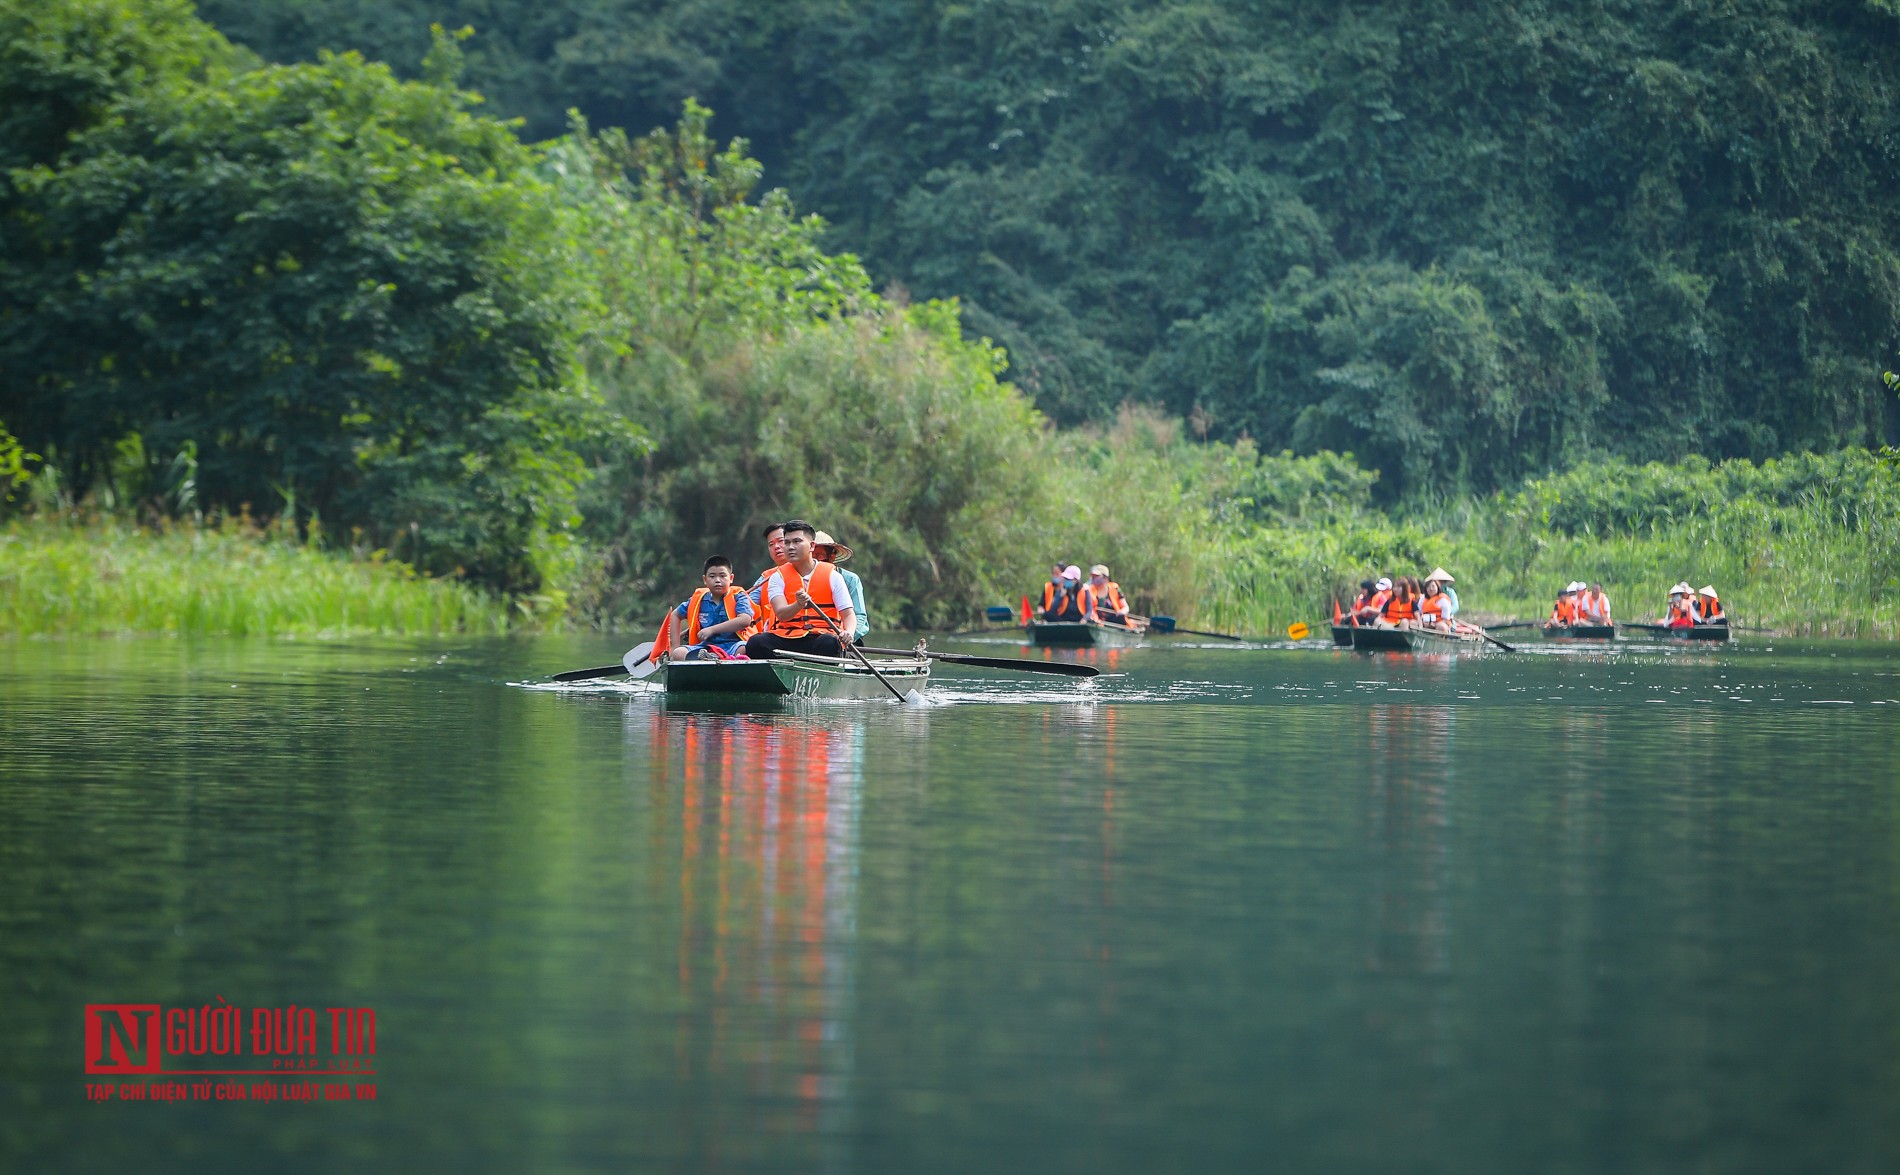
[{"x1": 635, "y1": 708, "x2": 867, "y2": 1167}]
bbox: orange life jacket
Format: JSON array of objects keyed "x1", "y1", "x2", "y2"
[
  {"x1": 684, "y1": 586, "x2": 756, "y2": 645},
  {"x1": 1419, "y1": 593, "x2": 1449, "y2": 622},
  {"x1": 1579, "y1": 590, "x2": 1610, "y2": 623},
  {"x1": 1042, "y1": 580, "x2": 1092, "y2": 622},
  {"x1": 771, "y1": 561, "x2": 845, "y2": 638},
  {"x1": 1384, "y1": 595, "x2": 1416, "y2": 622},
  {"x1": 1697, "y1": 595, "x2": 1723, "y2": 622},
  {"x1": 1087, "y1": 580, "x2": 1129, "y2": 615},
  {"x1": 1667, "y1": 598, "x2": 1695, "y2": 627},
  {"x1": 1551, "y1": 596, "x2": 1577, "y2": 624},
  {"x1": 1364, "y1": 589, "x2": 1392, "y2": 616},
  {"x1": 749, "y1": 567, "x2": 785, "y2": 635}
]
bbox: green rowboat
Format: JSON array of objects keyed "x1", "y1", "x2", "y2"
[
  {"x1": 1025, "y1": 621, "x2": 1146, "y2": 648},
  {"x1": 1350, "y1": 625, "x2": 1488, "y2": 653},
  {"x1": 1542, "y1": 624, "x2": 1616, "y2": 640},
  {"x1": 663, "y1": 652, "x2": 930, "y2": 698}
]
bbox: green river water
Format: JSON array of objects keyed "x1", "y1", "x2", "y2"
[{"x1": 3, "y1": 634, "x2": 1898, "y2": 1173}]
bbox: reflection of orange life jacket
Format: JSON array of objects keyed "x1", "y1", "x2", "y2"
[
  {"x1": 1384, "y1": 595, "x2": 1416, "y2": 622},
  {"x1": 772, "y1": 561, "x2": 844, "y2": 638},
  {"x1": 685, "y1": 586, "x2": 756, "y2": 645},
  {"x1": 1088, "y1": 581, "x2": 1128, "y2": 615},
  {"x1": 1420, "y1": 593, "x2": 1449, "y2": 622}
]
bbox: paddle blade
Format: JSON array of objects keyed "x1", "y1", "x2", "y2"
[
  {"x1": 1148, "y1": 615, "x2": 1177, "y2": 634},
  {"x1": 550, "y1": 664, "x2": 628, "y2": 683},
  {"x1": 623, "y1": 642, "x2": 659, "y2": 679},
  {"x1": 985, "y1": 605, "x2": 1014, "y2": 623},
  {"x1": 1287, "y1": 622, "x2": 1312, "y2": 641}
]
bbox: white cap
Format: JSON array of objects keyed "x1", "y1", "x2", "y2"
[
  {"x1": 1697, "y1": 584, "x2": 1718, "y2": 598},
  {"x1": 1567, "y1": 580, "x2": 1586, "y2": 593},
  {"x1": 1089, "y1": 564, "x2": 1110, "y2": 577},
  {"x1": 1375, "y1": 577, "x2": 1393, "y2": 591},
  {"x1": 1063, "y1": 565, "x2": 1081, "y2": 580},
  {"x1": 1425, "y1": 567, "x2": 1454, "y2": 583}
]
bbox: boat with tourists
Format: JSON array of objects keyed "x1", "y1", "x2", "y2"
[
  {"x1": 1542, "y1": 623, "x2": 1616, "y2": 641},
  {"x1": 1350, "y1": 625, "x2": 1489, "y2": 654},
  {"x1": 664, "y1": 649, "x2": 931, "y2": 698},
  {"x1": 1026, "y1": 620, "x2": 1147, "y2": 648}
]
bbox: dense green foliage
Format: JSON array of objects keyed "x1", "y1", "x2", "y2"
[
  {"x1": 1, "y1": 3, "x2": 631, "y2": 593},
  {"x1": 196, "y1": 0, "x2": 1900, "y2": 493},
  {"x1": 1, "y1": 512, "x2": 508, "y2": 634}
]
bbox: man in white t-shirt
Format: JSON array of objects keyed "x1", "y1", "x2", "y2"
[{"x1": 743, "y1": 519, "x2": 857, "y2": 660}]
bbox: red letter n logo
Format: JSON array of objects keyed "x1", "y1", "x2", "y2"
[{"x1": 85, "y1": 1005, "x2": 161, "y2": 1074}]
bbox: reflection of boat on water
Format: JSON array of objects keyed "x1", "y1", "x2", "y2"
[
  {"x1": 1025, "y1": 621, "x2": 1145, "y2": 648},
  {"x1": 1351, "y1": 625, "x2": 1487, "y2": 654},
  {"x1": 1542, "y1": 624, "x2": 1615, "y2": 641},
  {"x1": 664, "y1": 651, "x2": 929, "y2": 699}
]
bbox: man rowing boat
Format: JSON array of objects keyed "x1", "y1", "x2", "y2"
[{"x1": 745, "y1": 519, "x2": 858, "y2": 660}]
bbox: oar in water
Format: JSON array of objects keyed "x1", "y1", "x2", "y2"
[
  {"x1": 549, "y1": 640, "x2": 658, "y2": 682},
  {"x1": 1147, "y1": 615, "x2": 1244, "y2": 641},
  {"x1": 858, "y1": 646, "x2": 1100, "y2": 678},
  {"x1": 1473, "y1": 628, "x2": 1518, "y2": 653}
]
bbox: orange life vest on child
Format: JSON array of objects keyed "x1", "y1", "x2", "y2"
[
  {"x1": 684, "y1": 586, "x2": 756, "y2": 645},
  {"x1": 772, "y1": 561, "x2": 845, "y2": 638}
]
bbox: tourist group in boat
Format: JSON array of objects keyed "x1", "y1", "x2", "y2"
[
  {"x1": 1035, "y1": 563, "x2": 1142, "y2": 629},
  {"x1": 1339, "y1": 569, "x2": 1478, "y2": 636},
  {"x1": 652, "y1": 519, "x2": 869, "y2": 665}
]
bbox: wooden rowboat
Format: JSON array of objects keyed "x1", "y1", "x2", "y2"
[
  {"x1": 1350, "y1": 625, "x2": 1488, "y2": 653},
  {"x1": 1026, "y1": 621, "x2": 1146, "y2": 648},
  {"x1": 1331, "y1": 624, "x2": 1355, "y2": 647},
  {"x1": 1542, "y1": 624, "x2": 1616, "y2": 640},
  {"x1": 663, "y1": 651, "x2": 930, "y2": 698},
  {"x1": 1652, "y1": 622, "x2": 1731, "y2": 643}
]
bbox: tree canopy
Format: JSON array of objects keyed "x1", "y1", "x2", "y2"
[{"x1": 197, "y1": 0, "x2": 1900, "y2": 492}]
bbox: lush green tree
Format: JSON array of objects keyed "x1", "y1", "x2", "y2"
[{"x1": 1, "y1": 5, "x2": 631, "y2": 593}]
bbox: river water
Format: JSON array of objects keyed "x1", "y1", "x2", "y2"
[{"x1": 4, "y1": 634, "x2": 1897, "y2": 1172}]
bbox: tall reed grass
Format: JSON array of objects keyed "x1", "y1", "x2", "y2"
[{"x1": 0, "y1": 515, "x2": 510, "y2": 637}]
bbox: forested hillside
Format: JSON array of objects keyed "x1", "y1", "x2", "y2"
[{"x1": 199, "y1": 0, "x2": 1900, "y2": 491}]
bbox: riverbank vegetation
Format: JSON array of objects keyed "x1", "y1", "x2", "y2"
[
  {"x1": 0, "y1": 513, "x2": 507, "y2": 636},
  {"x1": 3, "y1": 1, "x2": 1895, "y2": 640}
]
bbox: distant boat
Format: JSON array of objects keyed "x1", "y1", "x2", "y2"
[
  {"x1": 1350, "y1": 625, "x2": 1487, "y2": 653},
  {"x1": 1542, "y1": 624, "x2": 1616, "y2": 640},
  {"x1": 1025, "y1": 620, "x2": 1146, "y2": 648}
]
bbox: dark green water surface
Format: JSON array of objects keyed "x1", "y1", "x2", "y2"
[{"x1": 4, "y1": 635, "x2": 1898, "y2": 1173}]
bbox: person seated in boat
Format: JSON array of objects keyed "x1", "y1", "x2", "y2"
[
  {"x1": 1424, "y1": 569, "x2": 1458, "y2": 619},
  {"x1": 1548, "y1": 582, "x2": 1582, "y2": 627},
  {"x1": 1352, "y1": 577, "x2": 1394, "y2": 625},
  {"x1": 1380, "y1": 578, "x2": 1419, "y2": 627},
  {"x1": 668, "y1": 555, "x2": 758, "y2": 661},
  {"x1": 814, "y1": 531, "x2": 869, "y2": 645},
  {"x1": 1085, "y1": 564, "x2": 1136, "y2": 627},
  {"x1": 1578, "y1": 582, "x2": 1612, "y2": 625},
  {"x1": 1345, "y1": 579, "x2": 1377, "y2": 625},
  {"x1": 746, "y1": 521, "x2": 790, "y2": 636},
  {"x1": 1694, "y1": 585, "x2": 1724, "y2": 624},
  {"x1": 1040, "y1": 566, "x2": 1095, "y2": 622},
  {"x1": 1663, "y1": 582, "x2": 1696, "y2": 628},
  {"x1": 745, "y1": 520, "x2": 858, "y2": 660},
  {"x1": 1418, "y1": 576, "x2": 1455, "y2": 630}
]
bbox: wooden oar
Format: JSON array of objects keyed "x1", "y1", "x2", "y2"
[
  {"x1": 858, "y1": 646, "x2": 1101, "y2": 678},
  {"x1": 1464, "y1": 625, "x2": 1517, "y2": 653},
  {"x1": 804, "y1": 600, "x2": 908, "y2": 702},
  {"x1": 549, "y1": 640, "x2": 658, "y2": 682}
]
